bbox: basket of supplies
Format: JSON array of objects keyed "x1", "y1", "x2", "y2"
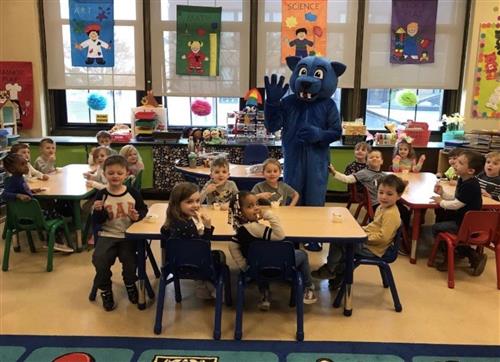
[{"x1": 397, "y1": 121, "x2": 431, "y2": 146}]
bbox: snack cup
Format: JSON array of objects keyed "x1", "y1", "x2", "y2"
[
  {"x1": 144, "y1": 214, "x2": 158, "y2": 223},
  {"x1": 213, "y1": 202, "x2": 221, "y2": 211},
  {"x1": 271, "y1": 201, "x2": 280, "y2": 208},
  {"x1": 402, "y1": 169, "x2": 410, "y2": 175},
  {"x1": 332, "y1": 212, "x2": 343, "y2": 223},
  {"x1": 220, "y1": 202, "x2": 229, "y2": 211}
]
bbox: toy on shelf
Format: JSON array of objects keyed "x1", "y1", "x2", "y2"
[
  {"x1": 109, "y1": 124, "x2": 132, "y2": 143},
  {"x1": 0, "y1": 93, "x2": 18, "y2": 135},
  {"x1": 441, "y1": 113, "x2": 465, "y2": 141},
  {"x1": 227, "y1": 88, "x2": 268, "y2": 141},
  {"x1": 374, "y1": 122, "x2": 398, "y2": 145},
  {"x1": 131, "y1": 90, "x2": 166, "y2": 141},
  {"x1": 397, "y1": 121, "x2": 430, "y2": 146},
  {"x1": 342, "y1": 119, "x2": 367, "y2": 145}
]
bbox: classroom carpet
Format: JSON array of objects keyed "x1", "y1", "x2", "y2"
[{"x1": 2, "y1": 335, "x2": 500, "y2": 362}]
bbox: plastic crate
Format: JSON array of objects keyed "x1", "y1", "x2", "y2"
[
  {"x1": 398, "y1": 122, "x2": 430, "y2": 146},
  {"x1": 342, "y1": 135, "x2": 367, "y2": 145}
]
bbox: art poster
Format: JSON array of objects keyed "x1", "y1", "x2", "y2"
[
  {"x1": 390, "y1": 0, "x2": 437, "y2": 64},
  {"x1": 176, "y1": 5, "x2": 222, "y2": 77},
  {"x1": 69, "y1": 0, "x2": 114, "y2": 67},
  {"x1": 0, "y1": 61, "x2": 34, "y2": 130},
  {"x1": 281, "y1": 0, "x2": 327, "y2": 64},
  {"x1": 472, "y1": 22, "x2": 500, "y2": 119}
]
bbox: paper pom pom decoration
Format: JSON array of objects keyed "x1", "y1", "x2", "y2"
[
  {"x1": 87, "y1": 93, "x2": 107, "y2": 111},
  {"x1": 396, "y1": 89, "x2": 418, "y2": 107},
  {"x1": 191, "y1": 100, "x2": 212, "y2": 116}
]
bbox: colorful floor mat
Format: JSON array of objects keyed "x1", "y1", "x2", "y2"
[{"x1": 2, "y1": 335, "x2": 499, "y2": 362}]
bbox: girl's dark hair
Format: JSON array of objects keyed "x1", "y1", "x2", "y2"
[
  {"x1": 378, "y1": 174, "x2": 406, "y2": 194},
  {"x1": 164, "y1": 182, "x2": 199, "y2": 229},
  {"x1": 229, "y1": 191, "x2": 254, "y2": 229},
  {"x1": 2, "y1": 153, "x2": 27, "y2": 175},
  {"x1": 393, "y1": 139, "x2": 417, "y2": 160}
]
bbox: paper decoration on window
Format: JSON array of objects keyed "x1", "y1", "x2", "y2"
[
  {"x1": 390, "y1": 0, "x2": 437, "y2": 64},
  {"x1": 176, "y1": 5, "x2": 222, "y2": 77},
  {"x1": 472, "y1": 22, "x2": 500, "y2": 119},
  {"x1": 0, "y1": 61, "x2": 34, "y2": 130},
  {"x1": 281, "y1": 0, "x2": 327, "y2": 64},
  {"x1": 69, "y1": 0, "x2": 114, "y2": 67}
]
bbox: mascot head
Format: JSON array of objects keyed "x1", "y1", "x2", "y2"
[{"x1": 286, "y1": 56, "x2": 346, "y2": 102}]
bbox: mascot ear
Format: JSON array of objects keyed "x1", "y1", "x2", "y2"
[
  {"x1": 331, "y1": 62, "x2": 346, "y2": 77},
  {"x1": 286, "y1": 56, "x2": 302, "y2": 72}
]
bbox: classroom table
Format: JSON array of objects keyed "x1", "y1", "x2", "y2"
[
  {"x1": 396, "y1": 172, "x2": 500, "y2": 264},
  {"x1": 126, "y1": 203, "x2": 368, "y2": 315},
  {"x1": 27, "y1": 164, "x2": 96, "y2": 250}
]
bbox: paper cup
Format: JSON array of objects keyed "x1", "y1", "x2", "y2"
[
  {"x1": 144, "y1": 214, "x2": 158, "y2": 223},
  {"x1": 271, "y1": 201, "x2": 280, "y2": 208},
  {"x1": 213, "y1": 203, "x2": 221, "y2": 211},
  {"x1": 220, "y1": 202, "x2": 229, "y2": 211},
  {"x1": 332, "y1": 212, "x2": 343, "y2": 223}
]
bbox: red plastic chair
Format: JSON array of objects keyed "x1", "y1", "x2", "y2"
[
  {"x1": 359, "y1": 185, "x2": 375, "y2": 226},
  {"x1": 346, "y1": 183, "x2": 363, "y2": 214},
  {"x1": 427, "y1": 211, "x2": 500, "y2": 289}
]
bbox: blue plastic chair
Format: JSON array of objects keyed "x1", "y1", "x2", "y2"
[
  {"x1": 154, "y1": 238, "x2": 232, "y2": 339},
  {"x1": 243, "y1": 144, "x2": 269, "y2": 165},
  {"x1": 234, "y1": 240, "x2": 304, "y2": 341},
  {"x1": 333, "y1": 229, "x2": 403, "y2": 313}
]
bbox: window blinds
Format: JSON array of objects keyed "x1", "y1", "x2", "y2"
[{"x1": 43, "y1": 0, "x2": 145, "y2": 90}]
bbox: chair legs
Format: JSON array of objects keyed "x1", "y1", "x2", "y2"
[
  {"x1": 381, "y1": 263, "x2": 402, "y2": 312},
  {"x1": 154, "y1": 266, "x2": 168, "y2": 335},
  {"x1": 213, "y1": 277, "x2": 223, "y2": 340},
  {"x1": 295, "y1": 274, "x2": 304, "y2": 341},
  {"x1": 446, "y1": 240, "x2": 456, "y2": 289},
  {"x1": 234, "y1": 275, "x2": 245, "y2": 340},
  {"x1": 495, "y1": 244, "x2": 500, "y2": 290},
  {"x1": 26, "y1": 231, "x2": 36, "y2": 253},
  {"x1": 427, "y1": 235, "x2": 442, "y2": 267},
  {"x1": 146, "y1": 242, "x2": 161, "y2": 278},
  {"x1": 47, "y1": 227, "x2": 57, "y2": 272},
  {"x1": 2, "y1": 229, "x2": 13, "y2": 271}
]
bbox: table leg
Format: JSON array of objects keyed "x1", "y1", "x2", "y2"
[
  {"x1": 410, "y1": 209, "x2": 422, "y2": 264},
  {"x1": 73, "y1": 200, "x2": 83, "y2": 251},
  {"x1": 137, "y1": 238, "x2": 147, "y2": 310},
  {"x1": 343, "y1": 243, "x2": 354, "y2": 316}
]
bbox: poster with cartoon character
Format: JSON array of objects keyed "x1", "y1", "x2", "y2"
[
  {"x1": 390, "y1": 0, "x2": 437, "y2": 64},
  {"x1": 281, "y1": 0, "x2": 327, "y2": 64},
  {"x1": 472, "y1": 22, "x2": 500, "y2": 119},
  {"x1": 69, "y1": 0, "x2": 114, "y2": 67},
  {"x1": 0, "y1": 61, "x2": 34, "y2": 130},
  {"x1": 176, "y1": 5, "x2": 221, "y2": 77}
]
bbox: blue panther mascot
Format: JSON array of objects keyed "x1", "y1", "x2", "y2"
[{"x1": 265, "y1": 56, "x2": 345, "y2": 205}]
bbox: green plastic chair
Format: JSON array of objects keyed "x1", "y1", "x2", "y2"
[
  {"x1": 124, "y1": 170, "x2": 143, "y2": 191},
  {"x1": 2, "y1": 199, "x2": 72, "y2": 272}
]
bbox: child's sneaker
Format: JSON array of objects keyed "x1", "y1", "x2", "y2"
[
  {"x1": 53, "y1": 243, "x2": 74, "y2": 253},
  {"x1": 311, "y1": 264, "x2": 336, "y2": 279},
  {"x1": 328, "y1": 274, "x2": 344, "y2": 290},
  {"x1": 125, "y1": 284, "x2": 139, "y2": 304},
  {"x1": 303, "y1": 287, "x2": 317, "y2": 304},
  {"x1": 258, "y1": 290, "x2": 271, "y2": 311},
  {"x1": 100, "y1": 289, "x2": 116, "y2": 311}
]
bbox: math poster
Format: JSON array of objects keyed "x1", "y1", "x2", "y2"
[
  {"x1": 472, "y1": 22, "x2": 500, "y2": 119},
  {"x1": 69, "y1": 0, "x2": 114, "y2": 67},
  {"x1": 0, "y1": 61, "x2": 34, "y2": 130},
  {"x1": 176, "y1": 5, "x2": 222, "y2": 77},
  {"x1": 281, "y1": 0, "x2": 327, "y2": 64},
  {"x1": 390, "y1": 0, "x2": 437, "y2": 64}
]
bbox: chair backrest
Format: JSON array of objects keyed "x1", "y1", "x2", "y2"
[
  {"x1": 381, "y1": 227, "x2": 403, "y2": 263},
  {"x1": 246, "y1": 240, "x2": 297, "y2": 282},
  {"x1": 347, "y1": 183, "x2": 358, "y2": 201},
  {"x1": 243, "y1": 144, "x2": 269, "y2": 165},
  {"x1": 165, "y1": 238, "x2": 217, "y2": 282},
  {"x1": 6, "y1": 199, "x2": 47, "y2": 231},
  {"x1": 133, "y1": 169, "x2": 143, "y2": 190},
  {"x1": 456, "y1": 211, "x2": 500, "y2": 246}
]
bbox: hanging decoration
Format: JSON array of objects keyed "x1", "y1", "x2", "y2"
[
  {"x1": 176, "y1": 5, "x2": 222, "y2": 77},
  {"x1": 281, "y1": 0, "x2": 327, "y2": 64},
  {"x1": 0, "y1": 61, "x2": 34, "y2": 130},
  {"x1": 69, "y1": 0, "x2": 114, "y2": 67},
  {"x1": 390, "y1": 0, "x2": 437, "y2": 64},
  {"x1": 472, "y1": 22, "x2": 500, "y2": 119}
]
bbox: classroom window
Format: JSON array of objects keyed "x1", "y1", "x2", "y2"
[{"x1": 365, "y1": 89, "x2": 444, "y2": 131}]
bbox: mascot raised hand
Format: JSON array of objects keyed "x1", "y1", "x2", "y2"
[{"x1": 265, "y1": 56, "x2": 345, "y2": 251}]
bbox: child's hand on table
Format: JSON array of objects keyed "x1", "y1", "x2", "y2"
[
  {"x1": 481, "y1": 189, "x2": 492, "y2": 198},
  {"x1": 16, "y1": 194, "x2": 31, "y2": 202},
  {"x1": 433, "y1": 183, "x2": 443, "y2": 195},
  {"x1": 128, "y1": 208, "x2": 140, "y2": 221},
  {"x1": 431, "y1": 195, "x2": 442, "y2": 204},
  {"x1": 199, "y1": 212, "x2": 212, "y2": 228},
  {"x1": 38, "y1": 174, "x2": 49, "y2": 181}
]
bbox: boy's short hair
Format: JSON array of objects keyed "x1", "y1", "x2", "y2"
[
  {"x1": 461, "y1": 150, "x2": 485, "y2": 175},
  {"x1": 379, "y1": 174, "x2": 406, "y2": 194},
  {"x1": 295, "y1": 27, "x2": 307, "y2": 35},
  {"x1": 103, "y1": 155, "x2": 128, "y2": 171},
  {"x1": 354, "y1": 142, "x2": 372, "y2": 152},
  {"x1": 40, "y1": 138, "x2": 55, "y2": 146},
  {"x1": 485, "y1": 151, "x2": 500, "y2": 161},
  {"x1": 10, "y1": 143, "x2": 29, "y2": 154},
  {"x1": 262, "y1": 158, "x2": 281, "y2": 171},
  {"x1": 368, "y1": 149, "x2": 382, "y2": 156},
  {"x1": 96, "y1": 130, "x2": 111, "y2": 141},
  {"x1": 448, "y1": 148, "x2": 464, "y2": 158},
  {"x1": 210, "y1": 157, "x2": 229, "y2": 171}
]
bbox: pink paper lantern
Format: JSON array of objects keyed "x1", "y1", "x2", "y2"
[{"x1": 191, "y1": 100, "x2": 212, "y2": 116}]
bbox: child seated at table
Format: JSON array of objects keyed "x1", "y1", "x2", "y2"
[
  {"x1": 477, "y1": 151, "x2": 499, "y2": 201},
  {"x1": 84, "y1": 146, "x2": 114, "y2": 190},
  {"x1": 119, "y1": 145, "x2": 144, "y2": 177},
  {"x1": 436, "y1": 148, "x2": 463, "y2": 182},
  {"x1": 431, "y1": 150, "x2": 486, "y2": 275},
  {"x1": 10, "y1": 143, "x2": 49, "y2": 181},
  {"x1": 1, "y1": 153, "x2": 73, "y2": 253},
  {"x1": 312, "y1": 174, "x2": 405, "y2": 288},
  {"x1": 392, "y1": 139, "x2": 426, "y2": 173},
  {"x1": 34, "y1": 138, "x2": 57, "y2": 174},
  {"x1": 161, "y1": 181, "x2": 227, "y2": 299},
  {"x1": 92, "y1": 155, "x2": 148, "y2": 311},
  {"x1": 228, "y1": 191, "x2": 317, "y2": 311},
  {"x1": 200, "y1": 157, "x2": 239, "y2": 208},
  {"x1": 252, "y1": 158, "x2": 299, "y2": 206},
  {"x1": 88, "y1": 131, "x2": 115, "y2": 170},
  {"x1": 345, "y1": 142, "x2": 371, "y2": 175}
]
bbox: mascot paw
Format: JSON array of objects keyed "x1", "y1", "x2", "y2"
[
  {"x1": 265, "y1": 74, "x2": 290, "y2": 104},
  {"x1": 297, "y1": 126, "x2": 322, "y2": 143}
]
